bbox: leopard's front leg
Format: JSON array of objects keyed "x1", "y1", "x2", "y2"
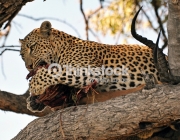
[
  {"x1": 29, "y1": 67, "x2": 57, "y2": 95},
  {"x1": 29, "y1": 66, "x2": 104, "y2": 96}
]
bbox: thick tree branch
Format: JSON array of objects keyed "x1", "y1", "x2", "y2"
[
  {"x1": 0, "y1": 0, "x2": 34, "y2": 29},
  {"x1": 12, "y1": 84, "x2": 180, "y2": 139},
  {"x1": 0, "y1": 90, "x2": 52, "y2": 117}
]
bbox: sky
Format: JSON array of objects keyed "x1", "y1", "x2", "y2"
[{"x1": 0, "y1": 0, "x2": 163, "y2": 139}]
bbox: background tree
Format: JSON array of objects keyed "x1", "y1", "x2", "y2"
[{"x1": 1, "y1": 0, "x2": 180, "y2": 139}]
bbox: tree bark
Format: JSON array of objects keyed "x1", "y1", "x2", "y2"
[
  {"x1": 0, "y1": 0, "x2": 34, "y2": 29},
  {"x1": 0, "y1": 90, "x2": 52, "y2": 117},
  {"x1": 12, "y1": 84, "x2": 180, "y2": 140},
  {"x1": 0, "y1": 85, "x2": 144, "y2": 117},
  {"x1": 168, "y1": 0, "x2": 180, "y2": 76}
]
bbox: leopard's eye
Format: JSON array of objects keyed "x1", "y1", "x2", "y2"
[{"x1": 29, "y1": 43, "x2": 37, "y2": 54}]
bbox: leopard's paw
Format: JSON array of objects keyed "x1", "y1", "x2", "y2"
[{"x1": 26, "y1": 95, "x2": 46, "y2": 112}]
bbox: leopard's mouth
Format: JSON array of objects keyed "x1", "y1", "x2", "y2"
[{"x1": 26, "y1": 61, "x2": 49, "y2": 80}]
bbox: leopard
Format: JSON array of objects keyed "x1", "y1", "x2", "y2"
[
  {"x1": 19, "y1": 8, "x2": 160, "y2": 97},
  {"x1": 19, "y1": 7, "x2": 169, "y2": 139}
]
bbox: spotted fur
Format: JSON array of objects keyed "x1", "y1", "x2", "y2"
[{"x1": 20, "y1": 20, "x2": 159, "y2": 96}]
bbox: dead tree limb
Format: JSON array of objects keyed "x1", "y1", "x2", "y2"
[{"x1": 12, "y1": 84, "x2": 180, "y2": 140}]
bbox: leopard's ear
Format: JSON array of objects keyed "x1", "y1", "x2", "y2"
[
  {"x1": 19, "y1": 39, "x2": 24, "y2": 44},
  {"x1": 40, "y1": 21, "x2": 52, "y2": 38}
]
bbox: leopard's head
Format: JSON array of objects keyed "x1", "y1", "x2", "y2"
[{"x1": 19, "y1": 21, "x2": 56, "y2": 71}]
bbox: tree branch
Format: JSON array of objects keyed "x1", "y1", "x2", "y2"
[
  {"x1": 151, "y1": 0, "x2": 168, "y2": 50},
  {"x1": 0, "y1": 90, "x2": 52, "y2": 117},
  {"x1": 79, "y1": 0, "x2": 104, "y2": 41},
  {"x1": 87, "y1": 0, "x2": 103, "y2": 19},
  {"x1": 12, "y1": 84, "x2": 180, "y2": 139},
  {"x1": 0, "y1": 45, "x2": 20, "y2": 48},
  {"x1": 135, "y1": 2, "x2": 158, "y2": 33},
  {"x1": 17, "y1": 14, "x2": 81, "y2": 38},
  {"x1": 0, "y1": 48, "x2": 20, "y2": 55},
  {"x1": 79, "y1": 0, "x2": 89, "y2": 40},
  {"x1": 89, "y1": 28, "x2": 101, "y2": 43}
]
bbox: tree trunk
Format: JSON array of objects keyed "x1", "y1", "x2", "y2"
[
  {"x1": 12, "y1": 84, "x2": 180, "y2": 140},
  {"x1": 168, "y1": 0, "x2": 180, "y2": 76}
]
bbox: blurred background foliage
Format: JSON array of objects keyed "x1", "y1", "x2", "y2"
[
  {"x1": 88, "y1": 0, "x2": 168, "y2": 45},
  {"x1": 0, "y1": 0, "x2": 169, "y2": 53}
]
